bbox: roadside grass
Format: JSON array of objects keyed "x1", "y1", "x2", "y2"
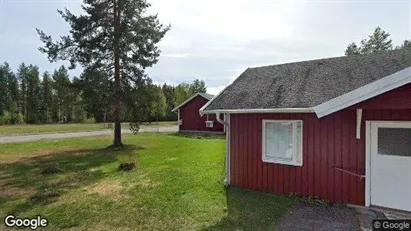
[
  {"x1": 0, "y1": 121, "x2": 176, "y2": 136},
  {"x1": 0, "y1": 133, "x2": 294, "y2": 230}
]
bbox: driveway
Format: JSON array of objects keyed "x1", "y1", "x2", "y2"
[
  {"x1": 0, "y1": 126, "x2": 178, "y2": 144},
  {"x1": 277, "y1": 202, "x2": 360, "y2": 231}
]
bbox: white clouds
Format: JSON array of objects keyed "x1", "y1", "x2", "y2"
[
  {"x1": 1, "y1": 0, "x2": 410, "y2": 93},
  {"x1": 207, "y1": 86, "x2": 226, "y2": 95},
  {"x1": 149, "y1": 0, "x2": 304, "y2": 40}
]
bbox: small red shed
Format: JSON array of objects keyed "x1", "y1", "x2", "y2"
[
  {"x1": 172, "y1": 92, "x2": 224, "y2": 133},
  {"x1": 200, "y1": 49, "x2": 411, "y2": 212}
]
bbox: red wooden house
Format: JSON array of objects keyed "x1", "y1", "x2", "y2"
[
  {"x1": 172, "y1": 92, "x2": 224, "y2": 133},
  {"x1": 200, "y1": 49, "x2": 411, "y2": 212}
]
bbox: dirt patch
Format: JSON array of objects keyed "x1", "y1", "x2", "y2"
[
  {"x1": 87, "y1": 180, "x2": 124, "y2": 200},
  {"x1": 133, "y1": 179, "x2": 160, "y2": 189},
  {"x1": 0, "y1": 185, "x2": 36, "y2": 198}
]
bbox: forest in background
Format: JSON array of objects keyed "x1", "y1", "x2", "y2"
[{"x1": 0, "y1": 63, "x2": 207, "y2": 125}]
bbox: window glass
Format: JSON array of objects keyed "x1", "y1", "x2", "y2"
[
  {"x1": 263, "y1": 120, "x2": 302, "y2": 166},
  {"x1": 378, "y1": 128, "x2": 411, "y2": 157}
]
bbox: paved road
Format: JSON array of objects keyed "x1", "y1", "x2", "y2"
[{"x1": 0, "y1": 126, "x2": 178, "y2": 144}]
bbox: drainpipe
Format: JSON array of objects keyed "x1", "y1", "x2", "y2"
[
  {"x1": 216, "y1": 112, "x2": 228, "y2": 126},
  {"x1": 215, "y1": 112, "x2": 230, "y2": 186}
]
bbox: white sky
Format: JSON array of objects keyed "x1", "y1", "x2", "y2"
[{"x1": 1, "y1": 0, "x2": 410, "y2": 94}]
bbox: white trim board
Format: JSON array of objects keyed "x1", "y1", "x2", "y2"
[
  {"x1": 314, "y1": 66, "x2": 411, "y2": 118},
  {"x1": 199, "y1": 77, "x2": 238, "y2": 115},
  {"x1": 225, "y1": 113, "x2": 231, "y2": 185},
  {"x1": 172, "y1": 93, "x2": 213, "y2": 112},
  {"x1": 200, "y1": 108, "x2": 315, "y2": 115}
]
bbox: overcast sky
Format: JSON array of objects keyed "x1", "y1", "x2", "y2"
[{"x1": 0, "y1": 0, "x2": 410, "y2": 94}]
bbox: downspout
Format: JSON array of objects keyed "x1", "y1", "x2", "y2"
[
  {"x1": 215, "y1": 112, "x2": 230, "y2": 186},
  {"x1": 216, "y1": 112, "x2": 228, "y2": 126}
]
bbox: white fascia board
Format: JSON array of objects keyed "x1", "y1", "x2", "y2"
[
  {"x1": 200, "y1": 108, "x2": 315, "y2": 115},
  {"x1": 199, "y1": 83, "x2": 233, "y2": 115},
  {"x1": 314, "y1": 66, "x2": 411, "y2": 118},
  {"x1": 172, "y1": 93, "x2": 204, "y2": 112}
]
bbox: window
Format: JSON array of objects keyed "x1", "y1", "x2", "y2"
[
  {"x1": 378, "y1": 128, "x2": 411, "y2": 157},
  {"x1": 262, "y1": 120, "x2": 303, "y2": 166},
  {"x1": 205, "y1": 121, "x2": 214, "y2": 128}
]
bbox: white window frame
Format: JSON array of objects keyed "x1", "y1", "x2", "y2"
[
  {"x1": 205, "y1": 120, "x2": 214, "y2": 128},
  {"x1": 262, "y1": 119, "x2": 303, "y2": 166}
]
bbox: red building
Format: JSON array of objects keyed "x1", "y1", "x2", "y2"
[
  {"x1": 172, "y1": 93, "x2": 224, "y2": 133},
  {"x1": 200, "y1": 49, "x2": 411, "y2": 212}
]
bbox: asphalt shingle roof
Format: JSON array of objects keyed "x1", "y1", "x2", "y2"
[
  {"x1": 198, "y1": 93, "x2": 215, "y2": 100},
  {"x1": 204, "y1": 49, "x2": 411, "y2": 111}
]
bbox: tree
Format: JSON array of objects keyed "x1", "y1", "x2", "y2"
[
  {"x1": 162, "y1": 83, "x2": 176, "y2": 121},
  {"x1": 16, "y1": 63, "x2": 29, "y2": 121},
  {"x1": 41, "y1": 71, "x2": 54, "y2": 123},
  {"x1": 0, "y1": 63, "x2": 13, "y2": 116},
  {"x1": 150, "y1": 85, "x2": 166, "y2": 123},
  {"x1": 397, "y1": 40, "x2": 411, "y2": 50},
  {"x1": 79, "y1": 68, "x2": 113, "y2": 123},
  {"x1": 37, "y1": 0, "x2": 170, "y2": 146},
  {"x1": 345, "y1": 42, "x2": 360, "y2": 55},
  {"x1": 345, "y1": 27, "x2": 394, "y2": 55},
  {"x1": 189, "y1": 79, "x2": 207, "y2": 95},
  {"x1": 26, "y1": 65, "x2": 42, "y2": 124},
  {"x1": 174, "y1": 83, "x2": 191, "y2": 106},
  {"x1": 52, "y1": 66, "x2": 72, "y2": 123}
]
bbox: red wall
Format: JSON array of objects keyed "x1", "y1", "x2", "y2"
[
  {"x1": 229, "y1": 84, "x2": 411, "y2": 205},
  {"x1": 179, "y1": 95, "x2": 224, "y2": 132}
]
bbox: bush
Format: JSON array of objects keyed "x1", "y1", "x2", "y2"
[
  {"x1": 0, "y1": 111, "x2": 10, "y2": 125},
  {"x1": 40, "y1": 163, "x2": 62, "y2": 175},
  {"x1": 0, "y1": 111, "x2": 24, "y2": 125},
  {"x1": 119, "y1": 162, "x2": 136, "y2": 171},
  {"x1": 84, "y1": 117, "x2": 96, "y2": 124},
  {"x1": 10, "y1": 112, "x2": 24, "y2": 124}
]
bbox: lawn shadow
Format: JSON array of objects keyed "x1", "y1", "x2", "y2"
[
  {"x1": 202, "y1": 187, "x2": 294, "y2": 231},
  {"x1": 0, "y1": 144, "x2": 143, "y2": 215},
  {"x1": 168, "y1": 132, "x2": 225, "y2": 140}
]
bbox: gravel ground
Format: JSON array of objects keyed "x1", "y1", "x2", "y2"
[
  {"x1": 277, "y1": 202, "x2": 360, "y2": 231},
  {"x1": 0, "y1": 126, "x2": 178, "y2": 144}
]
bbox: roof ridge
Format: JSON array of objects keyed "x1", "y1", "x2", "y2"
[{"x1": 249, "y1": 49, "x2": 410, "y2": 70}]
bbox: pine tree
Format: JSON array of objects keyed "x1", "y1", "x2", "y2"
[
  {"x1": 345, "y1": 27, "x2": 394, "y2": 55},
  {"x1": 189, "y1": 79, "x2": 207, "y2": 94},
  {"x1": 16, "y1": 63, "x2": 29, "y2": 122},
  {"x1": 26, "y1": 65, "x2": 42, "y2": 124},
  {"x1": 37, "y1": 0, "x2": 170, "y2": 146},
  {"x1": 52, "y1": 66, "x2": 71, "y2": 123},
  {"x1": 41, "y1": 71, "x2": 54, "y2": 123}
]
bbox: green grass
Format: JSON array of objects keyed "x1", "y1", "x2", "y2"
[
  {"x1": 0, "y1": 121, "x2": 176, "y2": 136},
  {"x1": 0, "y1": 133, "x2": 294, "y2": 230}
]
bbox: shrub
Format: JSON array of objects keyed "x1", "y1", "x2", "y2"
[
  {"x1": 10, "y1": 112, "x2": 24, "y2": 124},
  {"x1": 40, "y1": 163, "x2": 62, "y2": 175},
  {"x1": 119, "y1": 162, "x2": 136, "y2": 171},
  {"x1": 0, "y1": 111, "x2": 10, "y2": 125},
  {"x1": 84, "y1": 117, "x2": 96, "y2": 124},
  {"x1": 0, "y1": 111, "x2": 24, "y2": 125}
]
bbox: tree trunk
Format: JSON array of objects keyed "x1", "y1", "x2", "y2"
[{"x1": 113, "y1": 0, "x2": 122, "y2": 146}]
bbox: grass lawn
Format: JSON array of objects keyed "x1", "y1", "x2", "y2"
[
  {"x1": 0, "y1": 133, "x2": 294, "y2": 230},
  {"x1": 0, "y1": 121, "x2": 176, "y2": 136}
]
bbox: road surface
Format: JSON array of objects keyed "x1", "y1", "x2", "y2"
[{"x1": 0, "y1": 126, "x2": 178, "y2": 144}]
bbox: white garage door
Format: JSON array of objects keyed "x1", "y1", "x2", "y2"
[{"x1": 370, "y1": 122, "x2": 411, "y2": 212}]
